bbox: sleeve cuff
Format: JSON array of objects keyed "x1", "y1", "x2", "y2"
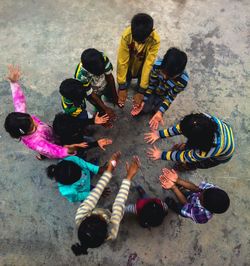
[
  {"x1": 118, "y1": 84, "x2": 127, "y2": 90},
  {"x1": 161, "y1": 151, "x2": 167, "y2": 160},
  {"x1": 137, "y1": 86, "x2": 146, "y2": 94},
  {"x1": 159, "y1": 130, "x2": 165, "y2": 138},
  {"x1": 159, "y1": 106, "x2": 166, "y2": 113}
]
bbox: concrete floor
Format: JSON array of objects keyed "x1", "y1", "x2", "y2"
[{"x1": 0, "y1": 0, "x2": 250, "y2": 265}]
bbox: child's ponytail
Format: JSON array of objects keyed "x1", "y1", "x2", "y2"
[
  {"x1": 71, "y1": 242, "x2": 88, "y2": 256},
  {"x1": 46, "y1": 165, "x2": 57, "y2": 179}
]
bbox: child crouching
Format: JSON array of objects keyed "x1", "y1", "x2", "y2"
[
  {"x1": 125, "y1": 184, "x2": 168, "y2": 228},
  {"x1": 159, "y1": 168, "x2": 230, "y2": 224},
  {"x1": 47, "y1": 156, "x2": 104, "y2": 203}
]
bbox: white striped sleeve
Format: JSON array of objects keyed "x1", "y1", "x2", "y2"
[
  {"x1": 108, "y1": 179, "x2": 131, "y2": 240},
  {"x1": 75, "y1": 171, "x2": 112, "y2": 227}
]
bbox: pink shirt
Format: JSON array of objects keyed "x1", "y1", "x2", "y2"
[{"x1": 10, "y1": 82, "x2": 69, "y2": 159}]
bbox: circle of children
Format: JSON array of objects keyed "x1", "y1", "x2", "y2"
[{"x1": 4, "y1": 13, "x2": 234, "y2": 256}]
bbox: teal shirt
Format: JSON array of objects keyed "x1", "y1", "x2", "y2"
[{"x1": 57, "y1": 156, "x2": 99, "y2": 203}]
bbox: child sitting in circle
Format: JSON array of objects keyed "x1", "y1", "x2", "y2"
[
  {"x1": 132, "y1": 48, "x2": 189, "y2": 130},
  {"x1": 52, "y1": 112, "x2": 112, "y2": 148},
  {"x1": 47, "y1": 156, "x2": 105, "y2": 203},
  {"x1": 146, "y1": 113, "x2": 235, "y2": 170},
  {"x1": 125, "y1": 184, "x2": 168, "y2": 228},
  {"x1": 4, "y1": 65, "x2": 88, "y2": 160},
  {"x1": 60, "y1": 78, "x2": 114, "y2": 128},
  {"x1": 159, "y1": 168, "x2": 230, "y2": 224},
  {"x1": 72, "y1": 152, "x2": 141, "y2": 255}
]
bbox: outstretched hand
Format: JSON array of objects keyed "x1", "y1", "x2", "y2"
[
  {"x1": 65, "y1": 142, "x2": 89, "y2": 154},
  {"x1": 97, "y1": 138, "x2": 113, "y2": 150},
  {"x1": 147, "y1": 145, "x2": 162, "y2": 160},
  {"x1": 6, "y1": 65, "x2": 21, "y2": 83},
  {"x1": 149, "y1": 111, "x2": 164, "y2": 130},
  {"x1": 131, "y1": 102, "x2": 144, "y2": 116},
  {"x1": 144, "y1": 130, "x2": 160, "y2": 144},
  {"x1": 126, "y1": 156, "x2": 141, "y2": 180},
  {"x1": 94, "y1": 112, "x2": 109, "y2": 125},
  {"x1": 159, "y1": 174, "x2": 175, "y2": 190},
  {"x1": 107, "y1": 151, "x2": 121, "y2": 171},
  {"x1": 162, "y1": 168, "x2": 178, "y2": 183}
]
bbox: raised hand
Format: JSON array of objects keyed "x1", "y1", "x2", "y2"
[
  {"x1": 162, "y1": 168, "x2": 178, "y2": 183},
  {"x1": 147, "y1": 145, "x2": 162, "y2": 160},
  {"x1": 149, "y1": 111, "x2": 164, "y2": 130},
  {"x1": 144, "y1": 130, "x2": 160, "y2": 144},
  {"x1": 118, "y1": 90, "x2": 127, "y2": 108},
  {"x1": 94, "y1": 112, "x2": 109, "y2": 125},
  {"x1": 97, "y1": 138, "x2": 113, "y2": 150},
  {"x1": 126, "y1": 156, "x2": 141, "y2": 180},
  {"x1": 107, "y1": 151, "x2": 121, "y2": 171},
  {"x1": 159, "y1": 174, "x2": 175, "y2": 190},
  {"x1": 7, "y1": 65, "x2": 21, "y2": 83}
]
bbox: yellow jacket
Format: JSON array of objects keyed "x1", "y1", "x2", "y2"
[{"x1": 117, "y1": 26, "x2": 160, "y2": 91}]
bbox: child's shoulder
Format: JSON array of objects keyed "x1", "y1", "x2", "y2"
[{"x1": 152, "y1": 59, "x2": 162, "y2": 71}]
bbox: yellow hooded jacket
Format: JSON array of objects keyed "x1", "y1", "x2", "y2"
[{"x1": 117, "y1": 26, "x2": 160, "y2": 91}]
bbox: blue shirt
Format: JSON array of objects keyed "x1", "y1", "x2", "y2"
[{"x1": 57, "y1": 156, "x2": 99, "y2": 202}]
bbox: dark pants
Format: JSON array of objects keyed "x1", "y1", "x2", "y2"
[
  {"x1": 142, "y1": 94, "x2": 163, "y2": 114},
  {"x1": 122, "y1": 68, "x2": 142, "y2": 91},
  {"x1": 94, "y1": 85, "x2": 117, "y2": 114},
  {"x1": 98, "y1": 85, "x2": 117, "y2": 104}
]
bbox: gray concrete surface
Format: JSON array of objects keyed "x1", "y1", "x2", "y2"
[{"x1": 0, "y1": 0, "x2": 250, "y2": 265}]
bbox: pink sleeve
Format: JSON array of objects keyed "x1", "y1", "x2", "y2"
[
  {"x1": 10, "y1": 82, "x2": 27, "y2": 113},
  {"x1": 23, "y1": 138, "x2": 70, "y2": 159}
]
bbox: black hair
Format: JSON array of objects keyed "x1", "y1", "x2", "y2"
[
  {"x1": 47, "y1": 160, "x2": 81, "y2": 185},
  {"x1": 4, "y1": 112, "x2": 32, "y2": 138},
  {"x1": 59, "y1": 78, "x2": 85, "y2": 105},
  {"x1": 138, "y1": 201, "x2": 166, "y2": 228},
  {"x1": 81, "y1": 48, "x2": 105, "y2": 76},
  {"x1": 180, "y1": 113, "x2": 217, "y2": 152},
  {"x1": 161, "y1": 47, "x2": 187, "y2": 78},
  {"x1": 53, "y1": 112, "x2": 84, "y2": 145},
  {"x1": 71, "y1": 215, "x2": 108, "y2": 256},
  {"x1": 203, "y1": 188, "x2": 230, "y2": 214},
  {"x1": 131, "y1": 13, "x2": 153, "y2": 43}
]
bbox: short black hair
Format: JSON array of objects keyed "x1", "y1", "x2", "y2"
[
  {"x1": 180, "y1": 113, "x2": 217, "y2": 152},
  {"x1": 161, "y1": 48, "x2": 187, "y2": 78},
  {"x1": 4, "y1": 112, "x2": 32, "y2": 138},
  {"x1": 59, "y1": 78, "x2": 85, "y2": 104},
  {"x1": 203, "y1": 188, "x2": 230, "y2": 214},
  {"x1": 138, "y1": 201, "x2": 166, "y2": 228},
  {"x1": 47, "y1": 160, "x2": 81, "y2": 185},
  {"x1": 81, "y1": 48, "x2": 105, "y2": 76},
  {"x1": 53, "y1": 112, "x2": 84, "y2": 145},
  {"x1": 71, "y1": 215, "x2": 108, "y2": 255},
  {"x1": 131, "y1": 13, "x2": 153, "y2": 43}
]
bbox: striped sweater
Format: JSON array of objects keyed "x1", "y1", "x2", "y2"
[
  {"x1": 75, "y1": 171, "x2": 131, "y2": 241},
  {"x1": 145, "y1": 59, "x2": 189, "y2": 113},
  {"x1": 159, "y1": 114, "x2": 235, "y2": 163}
]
